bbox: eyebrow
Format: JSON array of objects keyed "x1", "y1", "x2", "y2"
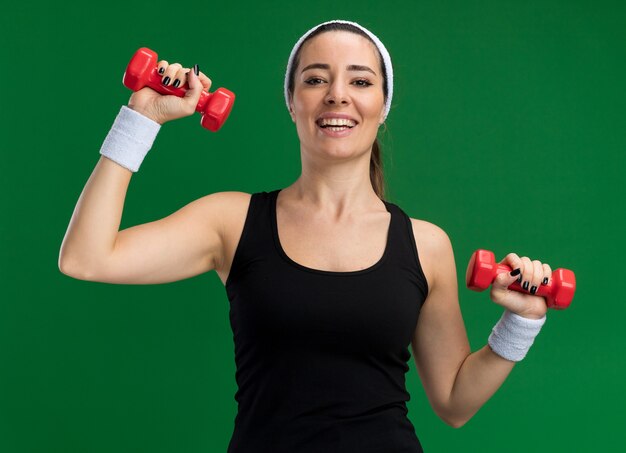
[{"x1": 300, "y1": 63, "x2": 377, "y2": 76}]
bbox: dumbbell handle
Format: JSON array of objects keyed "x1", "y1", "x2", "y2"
[
  {"x1": 137, "y1": 65, "x2": 214, "y2": 114},
  {"x1": 483, "y1": 262, "x2": 556, "y2": 299},
  {"x1": 466, "y1": 249, "x2": 576, "y2": 309}
]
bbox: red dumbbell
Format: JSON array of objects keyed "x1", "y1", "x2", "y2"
[
  {"x1": 122, "y1": 47, "x2": 235, "y2": 132},
  {"x1": 466, "y1": 249, "x2": 576, "y2": 309}
]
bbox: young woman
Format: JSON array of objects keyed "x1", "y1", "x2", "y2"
[{"x1": 59, "y1": 20, "x2": 552, "y2": 453}]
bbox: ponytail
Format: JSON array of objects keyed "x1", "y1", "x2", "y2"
[{"x1": 370, "y1": 137, "x2": 386, "y2": 201}]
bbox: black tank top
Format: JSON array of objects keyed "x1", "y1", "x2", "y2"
[{"x1": 225, "y1": 189, "x2": 429, "y2": 453}]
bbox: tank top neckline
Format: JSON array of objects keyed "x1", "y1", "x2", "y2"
[{"x1": 269, "y1": 189, "x2": 393, "y2": 277}]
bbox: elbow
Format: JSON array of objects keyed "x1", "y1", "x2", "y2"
[
  {"x1": 58, "y1": 258, "x2": 81, "y2": 279},
  {"x1": 58, "y1": 243, "x2": 81, "y2": 278},
  {"x1": 58, "y1": 254, "x2": 75, "y2": 277},
  {"x1": 435, "y1": 406, "x2": 472, "y2": 429},
  {"x1": 441, "y1": 415, "x2": 469, "y2": 429},
  {"x1": 58, "y1": 254, "x2": 93, "y2": 281}
]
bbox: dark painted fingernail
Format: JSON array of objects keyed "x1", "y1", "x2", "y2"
[
  {"x1": 517, "y1": 275, "x2": 523, "y2": 283},
  {"x1": 162, "y1": 76, "x2": 171, "y2": 86},
  {"x1": 158, "y1": 67, "x2": 165, "y2": 74},
  {"x1": 172, "y1": 79, "x2": 180, "y2": 88},
  {"x1": 193, "y1": 64, "x2": 199, "y2": 76},
  {"x1": 510, "y1": 268, "x2": 521, "y2": 277},
  {"x1": 522, "y1": 281, "x2": 529, "y2": 291},
  {"x1": 542, "y1": 277, "x2": 549, "y2": 285},
  {"x1": 530, "y1": 285, "x2": 537, "y2": 295}
]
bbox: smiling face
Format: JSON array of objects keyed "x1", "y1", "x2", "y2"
[{"x1": 288, "y1": 30, "x2": 386, "y2": 159}]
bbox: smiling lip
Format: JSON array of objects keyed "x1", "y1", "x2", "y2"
[
  {"x1": 316, "y1": 112, "x2": 359, "y2": 125},
  {"x1": 316, "y1": 121, "x2": 356, "y2": 138},
  {"x1": 315, "y1": 113, "x2": 358, "y2": 139}
]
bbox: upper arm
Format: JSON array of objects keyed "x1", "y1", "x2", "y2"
[
  {"x1": 81, "y1": 191, "x2": 248, "y2": 284},
  {"x1": 410, "y1": 220, "x2": 470, "y2": 416}
]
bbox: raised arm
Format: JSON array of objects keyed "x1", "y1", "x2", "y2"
[
  {"x1": 410, "y1": 220, "x2": 550, "y2": 428},
  {"x1": 58, "y1": 57, "x2": 235, "y2": 284}
]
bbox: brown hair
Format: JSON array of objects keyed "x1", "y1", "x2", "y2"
[{"x1": 286, "y1": 22, "x2": 389, "y2": 201}]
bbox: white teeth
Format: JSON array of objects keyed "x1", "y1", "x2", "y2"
[{"x1": 318, "y1": 118, "x2": 356, "y2": 127}]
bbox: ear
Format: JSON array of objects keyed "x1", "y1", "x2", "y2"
[{"x1": 288, "y1": 97, "x2": 296, "y2": 123}]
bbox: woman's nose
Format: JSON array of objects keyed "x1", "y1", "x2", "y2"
[{"x1": 324, "y1": 83, "x2": 350, "y2": 105}]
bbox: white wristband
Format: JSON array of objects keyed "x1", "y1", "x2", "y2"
[
  {"x1": 488, "y1": 310, "x2": 546, "y2": 362},
  {"x1": 99, "y1": 105, "x2": 161, "y2": 172}
]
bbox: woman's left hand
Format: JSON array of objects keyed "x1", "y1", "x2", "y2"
[{"x1": 490, "y1": 252, "x2": 552, "y2": 319}]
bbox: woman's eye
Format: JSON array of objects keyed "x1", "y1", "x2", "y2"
[
  {"x1": 304, "y1": 78, "x2": 324, "y2": 85},
  {"x1": 353, "y1": 79, "x2": 373, "y2": 87}
]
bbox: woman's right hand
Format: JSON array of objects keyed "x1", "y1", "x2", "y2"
[{"x1": 127, "y1": 60, "x2": 213, "y2": 125}]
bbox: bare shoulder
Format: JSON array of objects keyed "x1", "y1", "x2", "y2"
[
  {"x1": 206, "y1": 190, "x2": 252, "y2": 217},
  {"x1": 206, "y1": 190, "x2": 252, "y2": 245},
  {"x1": 184, "y1": 190, "x2": 251, "y2": 235},
  {"x1": 408, "y1": 218, "x2": 452, "y2": 252},
  {"x1": 408, "y1": 217, "x2": 455, "y2": 290}
]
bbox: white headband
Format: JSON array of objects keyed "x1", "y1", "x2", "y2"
[{"x1": 284, "y1": 20, "x2": 394, "y2": 120}]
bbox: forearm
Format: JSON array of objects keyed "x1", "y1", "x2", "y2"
[
  {"x1": 442, "y1": 309, "x2": 546, "y2": 427},
  {"x1": 59, "y1": 156, "x2": 132, "y2": 275},
  {"x1": 443, "y1": 344, "x2": 515, "y2": 427}
]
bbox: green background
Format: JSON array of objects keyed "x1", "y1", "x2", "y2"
[{"x1": 1, "y1": 0, "x2": 624, "y2": 451}]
